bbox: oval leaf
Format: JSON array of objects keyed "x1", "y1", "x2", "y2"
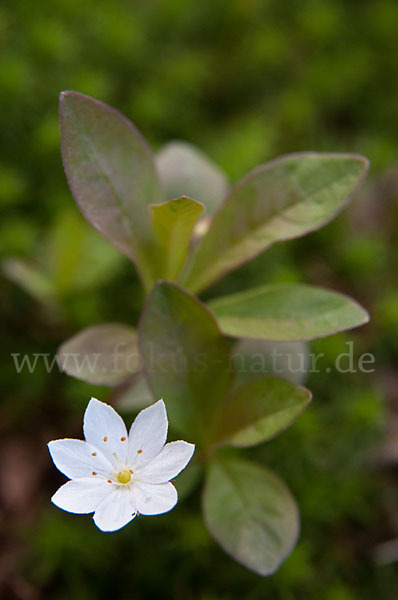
[
  {"x1": 156, "y1": 141, "x2": 229, "y2": 216},
  {"x1": 116, "y1": 373, "x2": 154, "y2": 412},
  {"x1": 3, "y1": 258, "x2": 55, "y2": 302},
  {"x1": 173, "y1": 462, "x2": 203, "y2": 502},
  {"x1": 203, "y1": 456, "x2": 299, "y2": 576},
  {"x1": 232, "y1": 338, "x2": 309, "y2": 387},
  {"x1": 60, "y1": 91, "x2": 164, "y2": 291},
  {"x1": 45, "y1": 209, "x2": 122, "y2": 295},
  {"x1": 151, "y1": 196, "x2": 204, "y2": 280},
  {"x1": 182, "y1": 153, "x2": 369, "y2": 293},
  {"x1": 209, "y1": 283, "x2": 369, "y2": 341},
  {"x1": 58, "y1": 323, "x2": 140, "y2": 386},
  {"x1": 212, "y1": 377, "x2": 311, "y2": 447},
  {"x1": 139, "y1": 282, "x2": 232, "y2": 442}
]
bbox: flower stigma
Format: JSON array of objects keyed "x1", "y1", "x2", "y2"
[{"x1": 117, "y1": 469, "x2": 132, "y2": 484}]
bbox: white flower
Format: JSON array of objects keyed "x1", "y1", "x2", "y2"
[{"x1": 48, "y1": 398, "x2": 195, "y2": 532}]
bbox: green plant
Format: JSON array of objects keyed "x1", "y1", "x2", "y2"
[{"x1": 57, "y1": 90, "x2": 369, "y2": 575}]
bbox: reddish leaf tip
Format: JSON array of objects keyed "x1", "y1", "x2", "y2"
[{"x1": 59, "y1": 89, "x2": 76, "y2": 101}]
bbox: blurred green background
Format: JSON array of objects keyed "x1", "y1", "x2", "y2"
[{"x1": 1, "y1": 0, "x2": 397, "y2": 598}]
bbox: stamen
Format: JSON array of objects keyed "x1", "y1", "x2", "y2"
[
  {"x1": 92, "y1": 472, "x2": 97, "y2": 476},
  {"x1": 120, "y1": 436, "x2": 126, "y2": 442},
  {"x1": 92, "y1": 452, "x2": 97, "y2": 456},
  {"x1": 107, "y1": 480, "x2": 112, "y2": 484},
  {"x1": 137, "y1": 449, "x2": 143, "y2": 454},
  {"x1": 103, "y1": 436, "x2": 108, "y2": 442}
]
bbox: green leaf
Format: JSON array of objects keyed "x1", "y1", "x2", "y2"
[
  {"x1": 2, "y1": 257, "x2": 55, "y2": 302},
  {"x1": 173, "y1": 462, "x2": 203, "y2": 502},
  {"x1": 59, "y1": 91, "x2": 164, "y2": 291},
  {"x1": 209, "y1": 283, "x2": 369, "y2": 341},
  {"x1": 156, "y1": 141, "x2": 228, "y2": 216},
  {"x1": 139, "y1": 282, "x2": 232, "y2": 443},
  {"x1": 212, "y1": 377, "x2": 311, "y2": 447},
  {"x1": 182, "y1": 153, "x2": 369, "y2": 293},
  {"x1": 151, "y1": 196, "x2": 204, "y2": 280},
  {"x1": 232, "y1": 338, "x2": 308, "y2": 386},
  {"x1": 116, "y1": 374, "x2": 154, "y2": 412},
  {"x1": 203, "y1": 455, "x2": 299, "y2": 576},
  {"x1": 58, "y1": 323, "x2": 140, "y2": 386},
  {"x1": 45, "y1": 209, "x2": 122, "y2": 296}
]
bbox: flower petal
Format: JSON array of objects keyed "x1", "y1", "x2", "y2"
[
  {"x1": 83, "y1": 398, "x2": 128, "y2": 466},
  {"x1": 48, "y1": 438, "x2": 113, "y2": 479},
  {"x1": 136, "y1": 441, "x2": 195, "y2": 484},
  {"x1": 132, "y1": 481, "x2": 177, "y2": 515},
  {"x1": 128, "y1": 399, "x2": 168, "y2": 468},
  {"x1": 51, "y1": 478, "x2": 112, "y2": 514},
  {"x1": 93, "y1": 487, "x2": 136, "y2": 532}
]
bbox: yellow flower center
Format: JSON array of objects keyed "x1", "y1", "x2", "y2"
[{"x1": 117, "y1": 470, "x2": 132, "y2": 484}]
